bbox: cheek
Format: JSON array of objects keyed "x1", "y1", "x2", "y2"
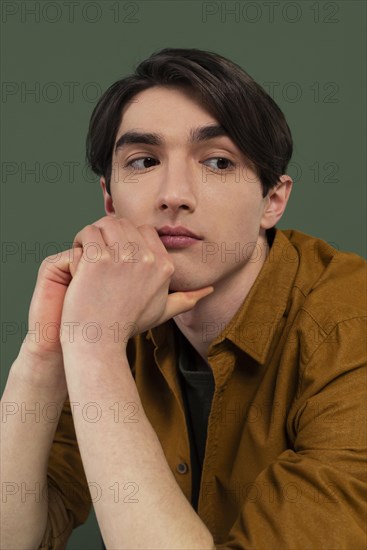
[
  {"x1": 111, "y1": 189, "x2": 148, "y2": 221},
  {"x1": 219, "y1": 198, "x2": 264, "y2": 234}
]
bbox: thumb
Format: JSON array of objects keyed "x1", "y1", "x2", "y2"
[
  {"x1": 69, "y1": 245, "x2": 83, "y2": 278},
  {"x1": 159, "y1": 286, "x2": 214, "y2": 324}
]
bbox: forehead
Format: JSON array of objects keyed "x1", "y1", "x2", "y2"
[
  {"x1": 110, "y1": 86, "x2": 258, "y2": 175},
  {"x1": 118, "y1": 86, "x2": 217, "y2": 131}
]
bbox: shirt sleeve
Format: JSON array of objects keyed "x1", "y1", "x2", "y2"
[
  {"x1": 215, "y1": 317, "x2": 367, "y2": 549},
  {"x1": 37, "y1": 398, "x2": 92, "y2": 550}
]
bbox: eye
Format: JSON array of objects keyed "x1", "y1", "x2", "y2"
[
  {"x1": 202, "y1": 157, "x2": 236, "y2": 171},
  {"x1": 125, "y1": 157, "x2": 159, "y2": 170},
  {"x1": 123, "y1": 156, "x2": 237, "y2": 172}
]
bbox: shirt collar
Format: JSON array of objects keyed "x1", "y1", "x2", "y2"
[{"x1": 213, "y1": 228, "x2": 299, "y2": 364}]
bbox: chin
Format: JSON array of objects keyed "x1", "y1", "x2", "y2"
[
  {"x1": 169, "y1": 283, "x2": 195, "y2": 292},
  {"x1": 168, "y1": 273, "x2": 209, "y2": 292}
]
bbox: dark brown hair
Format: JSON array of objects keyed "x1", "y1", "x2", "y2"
[{"x1": 86, "y1": 47, "x2": 293, "y2": 197}]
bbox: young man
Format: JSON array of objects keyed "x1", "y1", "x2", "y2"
[{"x1": 1, "y1": 48, "x2": 366, "y2": 549}]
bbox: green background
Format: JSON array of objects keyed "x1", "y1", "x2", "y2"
[{"x1": 1, "y1": 1, "x2": 365, "y2": 548}]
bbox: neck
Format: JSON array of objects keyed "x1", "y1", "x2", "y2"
[{"x1": 173, "y1": 232, "x2": 270, "y2": 363}]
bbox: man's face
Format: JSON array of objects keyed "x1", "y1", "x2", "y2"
[{"x1": 102, "y1": 85, "x2": 272, "y2": 292}]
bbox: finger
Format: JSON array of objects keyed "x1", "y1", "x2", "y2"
[
  {"x1": 137, "y1": 224, "x2": 168, "y2": 256},
  {"x1": 91, "y1": 218, "x2": 148, "y2": 261},
  {"x1": 73, "y1": 225, "x2": 107, "y2": 249},
  {"x1": 158, "y1": 286, "x2": 214, "y2": 324},
  {"x1": 69, "y1": 246, "x2": 83, "y2": 277},
  {"x1": 72, "y1": 215, "x2": 112, "y2": 247},
  {"x1": 72, "y1": 225, "x2": 110, "y2": 266}
]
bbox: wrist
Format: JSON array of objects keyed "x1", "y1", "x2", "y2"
[
  {"x1": 11, "y1": 342, "x2": 68, "y2": 399},
  {"x1": 60, "y1": 326, "x2": 128, "y2": 358},
  {"x1": 61, "y1": 343, "x2": 134, "y2": 400},
  {"x1": 61, "y1": 339, "x2": 128, "y2": 364},
  {"x1": 59, "y1": 317, "x2": 132, "y2": 351}
]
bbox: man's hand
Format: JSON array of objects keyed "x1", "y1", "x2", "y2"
[
  {"x1": 16, "y1": 244, "x2": 83, "y2": 392},
  {"x1": 60, "y1": 216, "x2": 213, "y2": 350}
]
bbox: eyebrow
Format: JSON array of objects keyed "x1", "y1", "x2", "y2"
[{"x1": 114, "y1": 124, "x2": 229, "y2": 153}]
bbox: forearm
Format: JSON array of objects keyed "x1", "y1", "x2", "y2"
[
  {"x1": 62, "y1": 345, "x2": 214, "y2": 549},
  {"x1": 1, "y1": 347, "x2": 67, "y2": 549}
]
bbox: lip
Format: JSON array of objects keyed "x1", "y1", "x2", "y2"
[
  {"x1": 156, "y1": 226, "x2": 202, "y2": 239},
  {"x1": 156, "y1": 226, "x2": 203, "y2": 250}
]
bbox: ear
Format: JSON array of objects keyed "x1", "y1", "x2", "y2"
[
  {"x1": 260, "y1": 174, "x2": 293, "y2": 230},
  {"x1": 100, "y1": 177, "x2": 116, "y2": 217}
]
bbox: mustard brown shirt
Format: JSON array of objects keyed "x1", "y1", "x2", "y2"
[{"x1": 39, "y1": 228, "x2": 367, "y2": 549}]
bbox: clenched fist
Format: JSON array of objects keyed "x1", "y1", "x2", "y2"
[{"x1": 60, "y1": 216, "x2": 213, "y2": 351}]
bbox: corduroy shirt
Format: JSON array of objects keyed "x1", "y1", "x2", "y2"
[{"x1": 39, "y1": 228, "x2": 367, "y2": 549}]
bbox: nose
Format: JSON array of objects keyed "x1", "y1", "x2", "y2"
[{"x1": 154, "y1": 158, "x2": 197, "y2": 214}]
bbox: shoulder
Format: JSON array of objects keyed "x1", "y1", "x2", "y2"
[
  {"x1": 275, "y1": 231, "x2": 366, "y2": 414},
  {"x1": 273, "y1": 229, "x2": 366, "y2": 385},
  {"x1": 280, "y1": 228, "x2": 366, "y2": 325}
]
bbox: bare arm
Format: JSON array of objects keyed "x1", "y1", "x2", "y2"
[
  {"x1": 61, "y1": 345, "x2": 214, "y2": 550},
  {"x1": 1, "y1": 247, "x2": 82, "y2": 549},
  {"x1": 1, "y1": 344, "x2": 67, "y2": 549}
]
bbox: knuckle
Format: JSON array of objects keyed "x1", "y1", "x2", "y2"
[
  {"x1": 88, "y1": 224, "x2": 101, "y2": 232},
  {"x1": 162, "y1": 258, "x2": 174, "y2": 276},
  {"x1": 38, "y1": 258, "x2": 48, "y2": 273},
  {"x1": 141, "y1": 252, "x2": 155, "y2": 265},
  {"x1": 39, "y1": 254, "x2": 58, "y2": 270}
]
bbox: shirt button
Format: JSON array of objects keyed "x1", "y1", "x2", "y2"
[{"x1": 176, "y1": 462, "x2": 188, "y2": 474}]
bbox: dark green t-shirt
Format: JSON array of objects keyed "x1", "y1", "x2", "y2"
[{"x1": 176, "y1": 330, "x2": 215, "y2": 512}]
